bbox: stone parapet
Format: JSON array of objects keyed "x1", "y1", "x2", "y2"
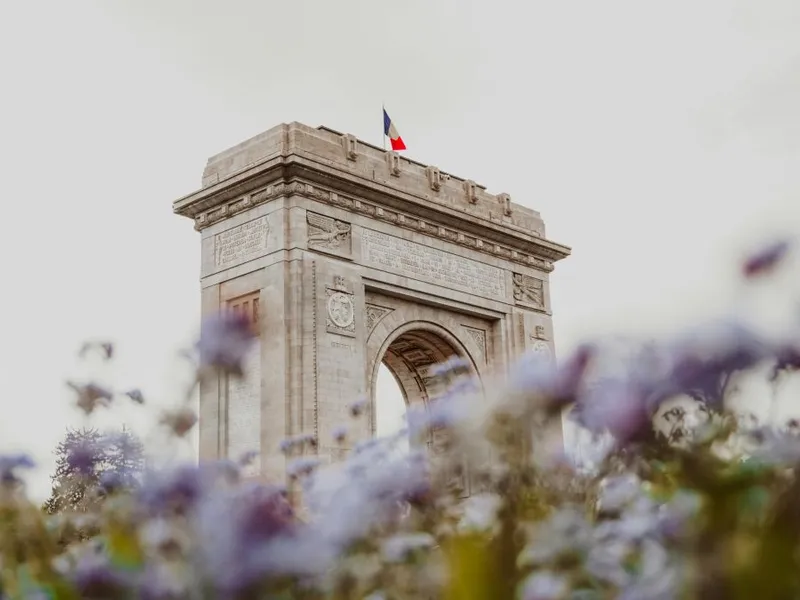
[{"x1": 173, "y1": 122, "x2": 570, "y2": 267}]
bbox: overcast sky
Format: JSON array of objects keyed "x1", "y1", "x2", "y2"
[{"x1": 1, "y1": 0, "x2": 800, "y2": 499}]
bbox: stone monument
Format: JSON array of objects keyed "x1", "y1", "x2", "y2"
[{"x1": 172, "y1": 123, "x2": 571, "y2": 487}]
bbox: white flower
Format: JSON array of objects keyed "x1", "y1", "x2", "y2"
[
  {"x1": 457, "y1": 493, "x2": 502, "y2": 533},
  {"x1": 519, "y1": 571, "x2": 569, "y2": 600},
  {"x1": 381, "y1": 533, "x2": 435, "y2": 562}
]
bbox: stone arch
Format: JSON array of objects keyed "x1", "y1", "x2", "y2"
[
  {"x1": 367, "y1": 312, "x2": 485, "y2": 438},
  {"x1": 175, "y1": 121, "x2": 572, "y2": 489},
  {"x1": 366, "y1": 306, "x2": 488, "y2": 387}
]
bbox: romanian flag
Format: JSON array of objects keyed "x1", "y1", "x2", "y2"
[{"x1": 383, "y1": 109, "x2": 406, "y2": 151}]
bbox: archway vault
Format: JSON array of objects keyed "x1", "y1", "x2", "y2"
[{"x1": 365, "y1": 292, "x2": 490, "y2": 441}]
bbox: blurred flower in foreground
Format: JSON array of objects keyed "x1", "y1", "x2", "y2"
[
  {"x1": 159, "y1": 407, "x2": 198, "y2": 437},
  {"x1": 67, "y1": 381, "x2": 113, "y2": 415},
  {"x1": 519, "y1": 571, "x2": 569, "y2": 600},
  {"x1": 124, "y1": 388, "x2": 145, "y2": 404},
  {"x1": 78, "y1": 340, "x2": 114, "y2": 360},
  {"x1": 0, "y1": 453, "x2": 34, "y2": 485},
  {"x1": 196, "y1": 310, "x2": 256, "y2": 376},
  {"x1": 742, "y1": 239, "x2": 790, "y2": 278},
  {"x1": 8, "y1": 232, "x2": 800, "y2": 599}
]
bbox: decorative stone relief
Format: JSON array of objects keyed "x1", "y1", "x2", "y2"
[
  {"x1": 307, "y1": 212, "x2": 352, "y2": 255},
  {"x1": 326, "y1": 288, "x2": 355, "y2": 337},
  {"x1": 533, "y1": 325, "x2": 547, "y2": 340},
  {"x1": 512, "y1": 273, "x2": 545, "y2": 310},
  {"x1": 365, "y1": 304, "x2": 393, "y2": 335},
  {"x1": 462, "y1": 326, "x2": 487, "y2": 364}
]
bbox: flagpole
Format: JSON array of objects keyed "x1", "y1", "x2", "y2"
[{"x1": 382, "y1": 102, "x2": 386, "y2": 151}]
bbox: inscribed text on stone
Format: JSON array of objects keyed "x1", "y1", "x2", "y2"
[
  {"x1": 215, "y1": 216, "x2": 270, "y2": 267},
  {"x1": 361, "y1": 229, "x2": 505, "y2": 299}
]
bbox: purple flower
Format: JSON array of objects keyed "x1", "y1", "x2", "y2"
[
  {"x1": 519, "y1": 508, "x2": 592, "y2": 567},
  {"x1": 78, "y1": 340, "x2": 114, "y2": 361},
  {"x1": 509, "y1": 343, "x2": 595, "y2": 410},
  {"x1": 137, "y1": 464, "x2": 210, "y2": 516},
  {"x1": 430, "y1": 356, "x2": 471, "y2": 378},
  {"x1": 193, "y1": 483, "x2": 296, "y2": 595},
  {"x1": 279, "y1": 433, "x2": 317, "y2": 455},
  {"x1": 0, "y1": 453, "x2": 35, "y2": 484},
  {"x1": 332, "y1": 425, "x2": 348, "y2": 443},
  {"x1": 238, "y1": 450, "x2": 258, "y2": 466},
  {"x1": 70, "y1": 556, "x2": 132, "y2": 599},
  {"x1": 660, "y1": 320, "x2": 768, "y2": 408},
  {"x1": 656, "y1": 490, "x2": 702, "y2": 541},
  {"x1": 770, "y1": 343, "x2": 800, "y2": 381},
  {"x1": 196, "y1": 310, "x2": 256, "y2": 376},
  {"x1": 67, "y1": 381, "x2": 113, "y2": 415},
  {"x1": 159, "y1": 407, "x2": 197, "y2": 437},
  {"x1": 348, "y1": 396, "x2": 369, "y2": 418},
  {"x1": 596, "y1": 474, "x2": 643, "y2": 514},
  {"x1": 570, "y1": 378, "x2": 652, "y2": 442},
  {"x1": 124, "y1": 388, "x2": 145, "y2": 404},
  {"x1": 287, "y1": 457, "x2": 322, "y2": 479},
  {"x1": 742, "y1": 239, "x2": 790, "y2": 278},
  {"x1": 300, "y1": 446, "x2": 431, "y2": 552}
]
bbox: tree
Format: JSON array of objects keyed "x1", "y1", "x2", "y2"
[{"x1": 42, "y1": 425, "x2": 145, "y2": 516}]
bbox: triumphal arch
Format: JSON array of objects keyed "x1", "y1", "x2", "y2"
[{"x1": 173, "y1": 122, "x2": 571, "y2": 485}]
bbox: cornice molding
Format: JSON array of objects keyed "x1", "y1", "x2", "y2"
[
  {"x1": 173, "y1": 155, "x2": 571, "y2": 267},
  {"x1": 193, "y1": 180, "x2": 565, "y2": 272}
]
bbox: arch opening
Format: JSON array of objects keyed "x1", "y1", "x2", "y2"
[{"x1": 371, "y1": 325, "x2": 478, "y2": 453}]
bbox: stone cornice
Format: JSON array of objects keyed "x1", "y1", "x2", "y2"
[
  {"x1": 173, "y1": 155, "x2": 571, "y2": 268},
  {"x1": 201, "y1": 179, "x2": 562, "y2": 272}
]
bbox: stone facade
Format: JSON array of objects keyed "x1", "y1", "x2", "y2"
[{"x1": 173, "y1": 122, "x2": 571, "y2": 486}]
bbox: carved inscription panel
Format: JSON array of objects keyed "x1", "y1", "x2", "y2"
[
  {"x1": 215, "y1": 216, "x2": 270, "y2": 268},
  {"x1": 227, "y1": 340, "x2": 261, "y2": 478},
  {"x1": 361, "y1": 229, "x2": 506, "y2": 299}
]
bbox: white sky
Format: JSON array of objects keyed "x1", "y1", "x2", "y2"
[{"x1": 1, "y1": 0, "x2": 800, "y2": 500}]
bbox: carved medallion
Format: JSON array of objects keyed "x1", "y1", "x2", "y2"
[
  {"x1": 512, "y1": 273, "x2": 545, "y2": 310},
  {"x1": 307, "y1": 212, "x2": 352, "y2": 255},
  {"x1": 327, "y1": 292, "x2": 354, "y2": 328},
  {"x1": 326, "y1": 290, "x2": 356, "y2": 336}
]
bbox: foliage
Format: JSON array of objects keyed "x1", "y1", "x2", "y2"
[
  {"x1": 42, "y1": 426, "x2": 145, "y2": 516},
  {"x1": 1, "y1": 239, "x2": 800, "y2": 598}
]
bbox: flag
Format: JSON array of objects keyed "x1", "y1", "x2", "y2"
[{"x1": 383, "y1": 109, "x2": 406, "y2": 151}]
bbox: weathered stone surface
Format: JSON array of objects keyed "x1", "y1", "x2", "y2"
[
  {"x1": 215, "y1": 216, "x2": 270, "y2": 268},
  {"x1": 361, "y1": 229, "x2": 506, "y2": 300},
  {"x1": 172, "y1": 122, "x2": 571, "y2": 490},
  {"x1": 227, "y1": 341, "x2": 261, "y2": 478}
]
